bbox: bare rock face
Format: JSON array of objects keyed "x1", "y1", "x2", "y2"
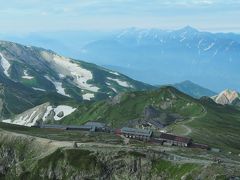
[
  {"x1": 110, "y1": 93, "x2": 124, "y2": 105},
  {"x1": 57, "y1": 111, "x2": 64, "y2": 118},
  {"x1": 0, "y1": 84, "x2": 5, "y2": 116},
  {"x1": 46, "y1": 109, "x2": 56, "y2": 120},
  {"x1": 0, "y1": 132, "x2": 240, "y2": 179},
  {"x1": 1, "y1": 103, "x2": 51, "y2": 126},
  {"x1": 232, "y1": 98, "x2": 240, "y2": 106},
  {"x1": 160, "y1": 101, "x2": 173, "y2": 110},
  {"x1": 143, "y1": 105, "x2": 160, "y2": 119},
  {"x1": 212, "y1": 89, "x2": 240, "y2": 105}
]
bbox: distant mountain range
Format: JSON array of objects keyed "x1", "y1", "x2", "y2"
[
  {"x1": 2, "y1": 27, "x2": 240, "y2": 91},
  {"x1": 78, "y1": 26, "x2": 240, "y2": 91},
  {"x1": 173, "y1": 80, "x2": 216, "y2": 99}
]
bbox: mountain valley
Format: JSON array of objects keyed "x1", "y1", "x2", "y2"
[
  {"x1": 0, "y1": 40, "x2": 240, "y2": 179},
  {"x1": 2, "y1": 0, "x2": 240, "y2": 179}
]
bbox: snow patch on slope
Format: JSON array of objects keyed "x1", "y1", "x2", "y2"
[
  {"x1": 12, "y1": 111, "x2": 38, "y2": 126},
  {"x1": 59, "y1": 73, "x2": 65, "y2": 79},
  {"x1": 42, "y1": 105, "x2": 76, "y2": 121},
  {"x1": 180, "y1": 31, "x2": 187, "y2": 42},
  {"x1": 53, "y1": 105, "x2": 76, "y2": 121},
  {"x1": 180, "y1": 37, "x2": 186, "y2": 42},
  {"x1": 32, "y1": 87, "x2": 46, "y2": 92},
  {"x1": 111, "y1": 87, "x2": 117, "y2": 93},
  {"x1": 107, "y1": 77, "x2": 132, "y2": 88},
  {"x1": 109, "y1": 71, "x2": 120, "y2": 76},
  {"x1": 41, "y1": 52, "x2": 99, "y2": 92},
  {"x1": 204, "y1": 43, "x2": 215, "y2": 51},
  {"x1": 106, "y1": 82, "x2": 118, "y2": 93},
  {"x1": 82, "y1": 93, "x2": 95, "y2": 100},
  {"x1": 2, "y1": 103, "x2": 50, "y2": 127},
  {"x1": 53, "y1": 81, "x2": 70, "y2": 97},
  {"x1": 213, "y1": 49, "x2": 218, "y2": 57},
  {"x1": 42, "y1": 106, "x2": 53, "y2": 121},
  {"x1": 0, "y1": 53, "x2": 11, "y2": 77},
  {"x1": 45, "y1": 76, "x2": 70, "y2": 97},
  {"x1": 22, "y1": 70, "x2": 34, "y2": 79},
  {"x1": 2, "y1": 103, "x2": 76, "y2": 126}
]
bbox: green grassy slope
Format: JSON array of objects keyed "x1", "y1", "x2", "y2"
[
  {"x1": 189, "y1": 100, "x2": 240, "y2": 152},
  {"x1": 60, "y1": 86, "x2": 204, "y2": 127},
  {"x1": 169, "y1": 97, "x2": 240, "y2": 153},
  {"x1": 151, "y1": 159, "x2": 200, "y2": 179},
  {"x1": 0, "y1": 122, "x2": 122, "y2": 143},
  {"x1": 59, "y1": 87, "x2": 240, "y2": 152}
]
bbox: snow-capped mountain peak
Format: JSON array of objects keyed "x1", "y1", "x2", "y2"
[{"x1": 79, "y1": 26, "x2": 240, "y2": 91}]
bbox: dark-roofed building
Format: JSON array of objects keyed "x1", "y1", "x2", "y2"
[
  {"x1": 149, "y1": 120, "x2": 165, "y2": 129},
  {"x1": 85, "y1": 122, "x2": 106, "y2": 129},
  {"x1": 34, "y1": 121, "x2": 108, "y2": 132},
  {"x1": 66, "y1": 125, "x2": 96, "y2": 132},
  {"x1": 37, "y1": 124, "x2": 95, "y2": 131},
  {"x1": 67, "y1": 122, "x2": 108, "y2": 132},
  {"x1": 157, "y1": 133, "x2": 192, "y2": 147},
  {"x1": 85, "y1": 122, "x2": 104, "y2": 127},
  {"x1": 140, "y1": 120, "x2": 165, "y2": 130},
  {"x1": 38, "y1": 124, "x2": 67, "y2": 130},
  {"x1": 120, "y1": 127, "x2": 153, "y2": 141},
  {"x1": 85, "y1": 122, "x2": 109, "y2": 132}
]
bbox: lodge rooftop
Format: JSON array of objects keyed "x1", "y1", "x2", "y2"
[
  {"x1": 121, "y1": 127, "x2": 153, "y2": 137},
  {"x1": 159, "y1": 133, "x2": 192, "y2": 143}
]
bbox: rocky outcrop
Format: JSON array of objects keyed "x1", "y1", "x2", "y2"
[
  {"x1": 0, "y1": 132, "x2": 55, "y2": 179},
  {"x1": 110, "y1": 93, "x2": 124, "y2": 105},
  {"x1": 2, "y1": 103, "x2": 50, "y2": 126},
  {"x1": 2, "y1": 103, "x2": 76, "y2": 127},
  {"x1": 57, "y1": 111, "x2": 64, "y2": 118},
  {"x1": 144, "y1": 105, "x2": 160, "y2": 119},
  {"x1": 0, "y1": 132, "x2": 155, "y2": 179},
  {"x1": 142, "y1": 105, "x2": 182, "y2": 127},
  {"x1": 0, "y1": 131, "x2": 239, "y2": 180},
  {"x1": 212, "y1": 89, "x2": 240, "y2": 105},
  {"x1": 43, "y1": 109, "x2": 55, "y2": 122}
]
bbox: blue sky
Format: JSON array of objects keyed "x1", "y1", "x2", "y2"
[{"x1": 0, "y1": 0, "x2": 240, "y2": 33}]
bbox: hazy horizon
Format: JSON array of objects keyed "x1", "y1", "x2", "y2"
[
  {"x1": 0, "y1": 0, "x2": 240, "y2": 33},
  {"x1": 1, "y1": 1, "x2": 240, "y2": 92}
]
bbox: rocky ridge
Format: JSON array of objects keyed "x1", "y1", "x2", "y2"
[
  {"x1": 0, "y1": 129, "x2": 240, "y2": 180},
  {"x1": 212, "y1": 89, "x2": 240, "y2": 105}
]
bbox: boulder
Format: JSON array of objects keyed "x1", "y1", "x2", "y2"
[{"x1": 57, "y1": 111, "x2": 64, "y2": 118}]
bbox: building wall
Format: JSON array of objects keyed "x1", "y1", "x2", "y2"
[
  {"x1": 123, "y1": 133, "x2": 150, "y2": 141},
  {"x1": 157, "y1": 138, "x2": 189, "y2": 147}
]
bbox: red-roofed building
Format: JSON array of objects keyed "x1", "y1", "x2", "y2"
[{"x1": 157, "y1": 133, "x2": 192, "y2": 147}]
